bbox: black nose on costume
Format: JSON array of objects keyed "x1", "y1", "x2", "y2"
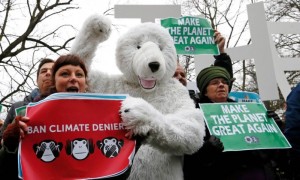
[{"x1": 148, "y1": 62, "x2": 160, "y2": 73}]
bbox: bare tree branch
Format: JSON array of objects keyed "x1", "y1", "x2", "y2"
[
  {"x1": 0, "y1": 0, "x2": 11, "y2": 42},
  {"x1": 0, "y1": 0, "x2": 78, "y2": 109}
]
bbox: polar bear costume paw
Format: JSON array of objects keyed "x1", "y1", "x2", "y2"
[
  {"x1": 120, "y1": 97, "x2": 162, "y2": 137},
  {"x1": 70, "y1": 14, "x2": 112, "y2": 65}
]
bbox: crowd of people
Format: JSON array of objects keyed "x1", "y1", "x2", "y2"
[{"x1": 0, "y1": 29, "x2": 298, "y2": 180}]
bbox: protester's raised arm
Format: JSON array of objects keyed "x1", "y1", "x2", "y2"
[{"x1": 214, "y1": 30, "x2": 226, "y2": 53}]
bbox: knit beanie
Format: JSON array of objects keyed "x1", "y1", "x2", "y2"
[{"x1": 196, "y1": 66, "x2": 231, "y2": 96}]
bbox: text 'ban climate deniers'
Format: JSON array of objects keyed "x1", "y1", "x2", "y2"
[{"x1": 27, "y1": 123, "x2": 125, "y2": 134}]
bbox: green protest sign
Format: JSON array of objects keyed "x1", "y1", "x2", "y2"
[
  {"x1": 15, "y1": 106, "x2": 27, "y2": 117},
  {"x1": 200, "y1": 102, "x2": 291, "y2": 151},
  {"x1": 160, "y1": 16, "x2": 219, "y2": 55}
]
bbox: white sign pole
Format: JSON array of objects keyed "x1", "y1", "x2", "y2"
[{"x1": 115, "y1": 5, "x2": 181, "y2": 23}]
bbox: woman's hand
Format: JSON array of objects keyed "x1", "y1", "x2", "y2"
[
  {"x1": 214, "y1": 30, "x2": 226, "y2": 53},
  {"x1": 2, "y1": 116, "x2": 29, "y2": 152},
  {"x1": 18, "y1": 116, "x2": 29, "y2": 138}
]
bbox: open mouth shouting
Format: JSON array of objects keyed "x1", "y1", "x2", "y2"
[{"x1": 66, "y1": 86, "x2": 79, "y2": 92}]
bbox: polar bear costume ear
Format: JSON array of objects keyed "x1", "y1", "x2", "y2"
[
  {"x1": 115, "y1": 22, "x2": 177, "y2": 90},
  {"x1": 71, "y1": 14, "x2": 112, "y2": 66}
]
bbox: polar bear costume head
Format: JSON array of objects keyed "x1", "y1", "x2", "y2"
[{"x1": 115, "y1": 23, "x2": 177, "y2": 92}]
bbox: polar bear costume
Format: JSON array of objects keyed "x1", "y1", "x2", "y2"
[{"x1": 71, "y1": 14, "x2": 205, "y2": 180}]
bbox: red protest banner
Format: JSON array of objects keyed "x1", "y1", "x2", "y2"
[{"x1": 18, "y1": 93, "x2": 135, "y2": 180}]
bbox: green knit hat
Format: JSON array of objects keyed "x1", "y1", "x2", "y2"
[{"x1": 196, "y1": 66, "x2": 231, "y2": 96}]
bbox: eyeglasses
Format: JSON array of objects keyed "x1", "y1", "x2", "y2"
[{"x1": 208, "y1": 78, "x2": 229, "y2": 86}]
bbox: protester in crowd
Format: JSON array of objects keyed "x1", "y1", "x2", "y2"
[
  {"x1": 184, "y1": 64, "x2": 287, "y2": 180},
  {"x1": 183, "y1": 66, "x2": 230, "y2": 179},
  {"x1": 173, "y1": 30, "x2": 285, "y2": 179},
  {"x1": 174, "y1": 60, "x2": 187, "y2": 87},
  {"x1": 0, "y1": 58, "x2": 55, "y2": 139},
  {"x1": 0, "y1": 54, "x2": 88, "y2": 180},
  {"x1": 185, "y1": 66, "x2": 275, "y2": 179},
  {"x1": 284, "y1": 83, "x2": 300, "y2": 180}
]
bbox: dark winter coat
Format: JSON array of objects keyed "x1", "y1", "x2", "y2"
[{"x1": 184, "y1": 53, "x2": 277, "y2": 180}]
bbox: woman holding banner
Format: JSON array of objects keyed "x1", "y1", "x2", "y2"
[
  {"x1": 183, "y1": 65, "x2": 285, "y2": 180},
  {"x1": 0, "y1": 54, "x2": 135, "y2": 179},
  {"x1": 0, "y1": 54, "x2": 88, "y2": 179}
]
